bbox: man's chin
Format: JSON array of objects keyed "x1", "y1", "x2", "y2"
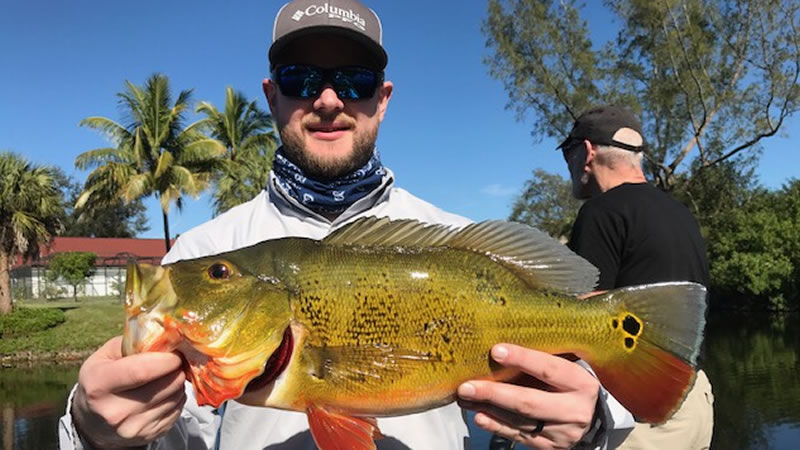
[{"x1": 304, "y1": 152, "x2": 361, "y2": 179}]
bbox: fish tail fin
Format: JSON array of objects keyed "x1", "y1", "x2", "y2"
[
  {"x1": 307, "y1": 405, "x2": 383, "y2": 450},
  {"x1": 584, "y1": 282, "x2": 707, "y2": 423}
]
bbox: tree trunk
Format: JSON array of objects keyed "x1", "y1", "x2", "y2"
[
  {"x1": 73, "y1": 285, "x2": 78, "y2": 302},
  {"x1": 162, "y1": 212, "x2": 171, "y2": 252},
  {"x1": 2, "y1": 403, "x2": 13, "y2": 450},
  {"x1": 0, "y1": 251, "x2": 11, "y2": 315}
]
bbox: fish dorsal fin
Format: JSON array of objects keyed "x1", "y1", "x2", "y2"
[
  {"x1": 326, "y1": 216, "x2": 456, "y2": 247},
  {"x1": 325, "y1": 217, "x2": 598, "y2": 295}
]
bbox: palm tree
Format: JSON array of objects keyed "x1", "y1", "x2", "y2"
[
  {"x1": 75, "y1": 73, "x2": 225, "y2": 251},
  {"x1": 196, "y1": 87, "x2": 279, "y2": 215},
  {"x1": 0, "y1": 152, "x2": 63, "y2": 314}
]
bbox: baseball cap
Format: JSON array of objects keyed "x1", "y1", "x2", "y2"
[
  {"x1": 557, "y1": 105, "x2": 646, "y2": 152},
  {"x1": 269, "y1": 0, "x2": 388, "y2": 69}
]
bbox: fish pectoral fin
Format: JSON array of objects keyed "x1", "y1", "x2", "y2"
[
  {"x1": 309, "y1": 345, "x2": 438, "y2": 383},
  {"x1": 307, "y1": 404, "x2": 383, "y2": 450}
]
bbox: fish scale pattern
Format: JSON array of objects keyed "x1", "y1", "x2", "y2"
[{"x1": 282, "y1": 243, "x2": 595, "y2": 414}]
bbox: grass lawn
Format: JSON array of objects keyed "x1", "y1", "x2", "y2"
[{"x1": 0, "y1": 298, "x2": 125, "y2": 360}]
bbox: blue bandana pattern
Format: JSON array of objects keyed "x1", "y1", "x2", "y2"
[{"x1": 272, "y1": 146, "x2": 386, "y2": 215}]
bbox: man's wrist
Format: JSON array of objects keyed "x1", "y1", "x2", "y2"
[{"x1": 576, "y1": 393, "x2": 605, "y2": 448}]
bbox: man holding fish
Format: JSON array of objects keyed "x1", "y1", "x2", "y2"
[{"x1": 58, "y1": 2, "x2": 709, "y2": 449}]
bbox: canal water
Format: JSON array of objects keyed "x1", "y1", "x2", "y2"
[{"x1": 1, "y1": 311, "x2": 798, "y2": 449}]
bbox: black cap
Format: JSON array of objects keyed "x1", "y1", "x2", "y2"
[
  {"x1": 269, "y1": 0, "x2": 387, "y2": 69},
  {"x1": 557, "y1": 105, "x2": 645, "y2": 152}
]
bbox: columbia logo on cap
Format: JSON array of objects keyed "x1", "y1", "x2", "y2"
[{"x1": 290, "y1": 3, "x2": 367, "y2": 31}]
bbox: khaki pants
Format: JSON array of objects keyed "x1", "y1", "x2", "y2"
[{"x1": 615, "y1": 370, "x2": 714, "y2": 450}]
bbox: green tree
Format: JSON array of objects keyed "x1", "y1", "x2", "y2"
[
  {"x1": 75, "y1": 73, "x2": 226, "y2": 251},
  {"x1": 64, "y1": 196, "x2": 150, "y2": 238},
  {"x1": 52, "y1": 169, "x2": 150, "y2": 238},
  {"x1": 195, "y1": 87, "x2": 279, "y2": 215},
  {"x1": 46, "y1": 252, "x2": 96, "y2": 301},
  {"x1": 0, "y1": 152, "x2": 63, "y2": 315},
  {"x1": 484, "y1": 0, "x2": 800, "y2": 190},
  {"x1": 705, "y1": 179, "x2": 800, "y2": 310},
  {"x1": 509, "y1": 169, "x2": 582, "y2": 240}
]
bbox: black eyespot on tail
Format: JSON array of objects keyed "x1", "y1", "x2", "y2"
[
  {"x1": 624, "y1": 337, "x2": 635, "y2": 349},
  {"x1": 623, "y1": 314, "x2": 642, "y2": 336}
]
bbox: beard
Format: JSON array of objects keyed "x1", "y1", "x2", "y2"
[
  {"x1": 571, "y1": 171, "x2": 590, "y2": 200},
  {"x1": 278, "y1": 117, "x2": 378, "y2": 181}
]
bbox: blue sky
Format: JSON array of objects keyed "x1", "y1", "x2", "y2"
[{"x1": 2, "y1": 0, "x2": 798, "y2": 240}]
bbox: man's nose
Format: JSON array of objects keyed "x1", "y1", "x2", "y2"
[{"x1": 313, "y1": 84, "x2": 345, "y2": 112}]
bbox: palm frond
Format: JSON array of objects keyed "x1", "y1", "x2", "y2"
[
  {"x1": 240, "y1": 133, "x2": 279, "y2": 154},
  {"x1": 74, "y1": 186, "x2": 97, "y2": 209},
  {"x1": 158, "y1": 186, "x2": 183, "y2": 214},
  {"x1": 74, "y1": 147, "x2": 131, "y2": 169},
  {"x1": 181, "y1": 138, "x2": 228, "y2": 162},
  {"x1": 78, "y1": 117, "x2": 132, "y2": 144},
  {"x1": 154, "y1": 150, "x2": 174, "y2": 180},
  {"x1": 0, "y1": 153, "x2": 61, "y2": 258},
  {"x1": 123, "y1": 173, "x2": 152, "y2": 203},
  {"x1": 184, "y1": 117, "x2": 215, "y2": 135},
  {"x1": 169, "y1": 165, "x2": 206, "y2": 196}
]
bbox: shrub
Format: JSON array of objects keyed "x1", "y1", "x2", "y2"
[{"x1": 0, "y1": 307, "x2": 66, "y2": 338}]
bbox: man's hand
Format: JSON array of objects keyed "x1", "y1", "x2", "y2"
[
  {"x1": 71, "y1": 336, "x2": 187, "y2": 449},
  {"x1": 458, "y1": 344, "x2": 599, "y2": 450}
]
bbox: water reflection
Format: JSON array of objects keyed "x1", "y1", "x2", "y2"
[
  {"x1": 0, "y1": 364, "x2": 79, "y2": 450},
  {"x1": 704, "y1": 311, "x2": 800, "y2": 450},
  {"x1": 1, "y1": 312, "x2": 798, "y2": 449}
]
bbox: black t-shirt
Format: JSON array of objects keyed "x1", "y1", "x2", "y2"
[{"x1": 568, "y1": 183, "x2": 709, "y2": 290}]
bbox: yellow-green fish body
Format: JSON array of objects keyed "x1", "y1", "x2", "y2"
[{"x1": 123, "y1": 217, "x2": 706, "y2": 450}]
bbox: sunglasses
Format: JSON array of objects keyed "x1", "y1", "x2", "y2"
[
  {"x1": 561, "y1": 141, "x2": 584, "y2": 162},
  {"x1": 271, "y1": 64, "x2": 384, "y2": 100}
]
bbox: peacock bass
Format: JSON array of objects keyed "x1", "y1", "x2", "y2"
[{"x1": 122, "y1": 217, "x2": 707, "y2": 450}]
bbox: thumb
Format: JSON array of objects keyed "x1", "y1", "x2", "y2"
[{"x1": 81, "y1": 336, "x2": 184, "y2": 393}]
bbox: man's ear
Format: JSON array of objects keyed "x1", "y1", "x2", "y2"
[
  {"x1": 263, "y1": 78, "x2": 278, "y2": 113},
  {"x1": 376, "y1": 81, "x2": 393, "y2": 122},
  {"x1": 583, "y1": 139, "x2": 596, "y2": 169}
]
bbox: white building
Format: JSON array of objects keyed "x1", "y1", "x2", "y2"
[{"x1": 11, "y1": 237, "x2": 169, "y2": 299}]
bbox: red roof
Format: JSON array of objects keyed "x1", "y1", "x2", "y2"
[{"x1": 12, "y1": 237, "x2": 172, "y2": 269}]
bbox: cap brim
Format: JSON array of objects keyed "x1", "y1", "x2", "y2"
[
  {"x1": 556, "y1": 136, "x2": 578, "y2": 150},
  {"x1": 269, "y1": 27, "x2": 388, "y2": 69}
]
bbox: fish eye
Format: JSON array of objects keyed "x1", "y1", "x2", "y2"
[{"x1": 208, "y1": 263, "x2": 232, "y2": 280}]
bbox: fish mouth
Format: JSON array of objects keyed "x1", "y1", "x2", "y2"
[{"x1": 244, "y1": 327, "x2": 293, "y2": 392}]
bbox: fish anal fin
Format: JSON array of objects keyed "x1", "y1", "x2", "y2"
[
  {"x1": 307, "y1": 405, "x2": 383, "y2": 450},
  {"x1": 591, "y1": 339, "x2": 696, "y2": 424}
]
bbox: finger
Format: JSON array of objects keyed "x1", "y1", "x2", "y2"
[
  {"x1": 80, "y1": 337, "x2": 125, "y2": 374},
  {"x1": 96, "y1": 336, "x2": 125, "y2": 360},
  {"x1": 115, "y1": 366, "x2": 186, "y2": 406},
  {"x1": 91, "y1": 351, "x2": 184, "y2": 394},
  {"x1": 116, "y1": 387, "x2": 187, "y2": 443},
  {"x1": 472, "y1": 411, "x2": 552, "y2": 449},
  {"x1": 489, "y1": 344, "x2": 598, "y2": 392},
  {"x1": 459, "y1": 381, "x2": 568, "y2": 423},
  {"x1": 458, "y1": 398, "x2": 557, "y2": 430}
]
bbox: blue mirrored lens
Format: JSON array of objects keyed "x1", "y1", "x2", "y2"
[
  {"x1": 274, "y1": 65, "x2": 381, "y2": 99},
  {"x1": 275, "y1": 66, "x2": 323, "y2": 98},
  {"x1": 332, "y1": 68, "x2": 379, "y2": 99}
]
